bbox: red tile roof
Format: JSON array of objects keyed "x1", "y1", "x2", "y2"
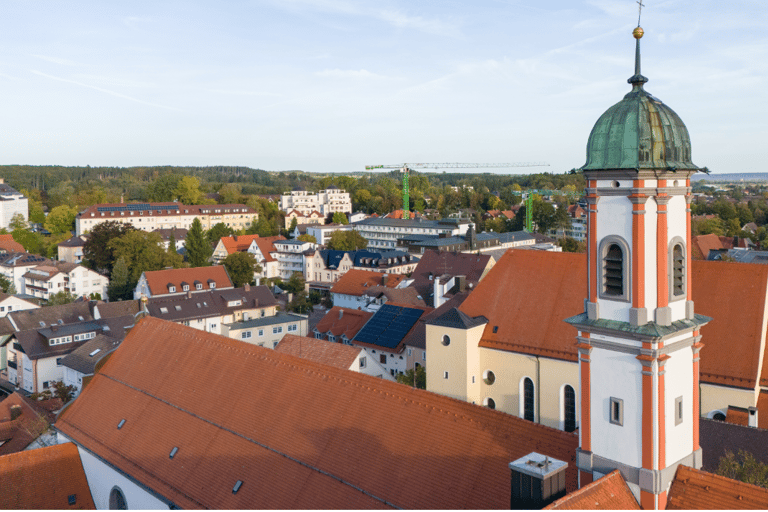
[
  {"x1": 314, "y1": 306, "x2": 373, "y2": 339},
  {"x1": 544, "y1": 470, "x2": 640, "y2": 510},
  {"x1": 667, "y1": 465, "x2": 768, "y2": 509},
  {"x1": 460, "y1": 250, "x2": 585, "y2": 362},
  {"x1": 691, "y1": 234, "x2": 723, "y2": 260},
  {"x1": 0, "y1": 234, "x2": 24, "y2": 253},
  {"x1": 251, "y1": 235, "x2": 285, "y2": 263},
  {"x1": 143, "y1": 266, "x2": 233, "y2": 296},
  {"x1": 726, "y1": 406, "x2": 750, "y2": 427},
  {"x1": 330, "y1": 268, "x2": 406, "y2": 296},
  {"x1": 0, "y1": 392, "x2": 58, "y2": 455},
  {"x1": 275, "y1": 334, "x2": 361, "y2": 369},
  {"x1": 56, "y1": 316, "x2": 579, "y2": 509},
  {"x1": 0, "y1": 442, "x2": 95, "y2": 509},
  {"x1": 218, "y1": 234, "x2": 260, "y2": 254},
  {"x1": 758, "y1": 391, "x2": 768, "y2": 430}
]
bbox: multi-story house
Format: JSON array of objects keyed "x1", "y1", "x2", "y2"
[
  {"x1": 23, "y1": 262, "x2": 109, "y2": 301},
  {"x1": 57, "y1": 235, "x2": 88, "y2": 264},
  {"x1": 304, "y1": 222, "x2": 352, "y2": 245},
  {"x1": 0, "y1": 180, "x2": 28, "y2": 230},
  {"x1": 134, "y1": 266, "x2": 233, "y2": 300},
  {"x1": 283, "y1": 209, "x2": 324, "y2": 229},
  {"x1": 351, "y1": 217, "x2": 471, "y2": 250},
  {"x1": 0, "y1": 293, "x2": 38, "y2": 317},
  {"x1": 304, "y1": 249, "x2": 418, "y2": 288},
  {"x1": 211, "y1": 234, "x2": 261, "y2": 264},
  {"x1": 330, "y1": 269, "x2": 407, "y2": 310},
  {"x1": 279, "y1": 186, "x2": 352, "y2": 217},
  {"x1": 221, "y1": 312, "x2": 308, "y2": 349},
  {"x1": 272, "y1": 239, "x2": 316, "y2": 280},
  {"x1": 0, "y1": 252, "x2": 53, "y2": 295},
  {"x1": 145, "y1": 284, "x2": 279, "y2": 336},
  {"x1": 75, "y1": 202, "x2": 257, "y2": 236}
]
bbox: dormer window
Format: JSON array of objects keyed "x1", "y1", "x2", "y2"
[
  {"x1": 168, "y1": 285, "x2": 176, "y2": 293},
  {"x1": 195, "y1": 281, "x2": 202, "y2": 290},
  {"x1": 182, "y1": 284, "x2": 189, "y2": 292},
  {"x1": 208, "y1": 280, "x2": 216, "y2": 289}
]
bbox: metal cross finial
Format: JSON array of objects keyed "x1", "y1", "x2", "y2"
[{"x1": 637, "y1": 0, "x2": 645, "y2": 26}]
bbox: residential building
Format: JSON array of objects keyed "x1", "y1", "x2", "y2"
[
  {"x1": 279, "y1": 186, "x2": 352, "y2": 217},
  {"x1": 351, "y1": 216, "x2": 471, "y2": 250},
  {"x1": 283, "y1": 209, "x2": 324, "y2": 229},
  {"x1": 304, "y1": 249, "x2": 418, "y2": 290},
  {"x1": 312, "y1": 306, "x2": 373, "y2": 343},
  {"x1": 0, "y1": 443, "x2": 95, "y2": 509},
  {"x1": 145, "y1": 285, "x2": 279, "y2": 336},
  {"x1": 222, "y1": 312, "x2": 307, "y2": 348},
  {"x1": 0, "y1": 180, "x2": 27, "y2": 231},
  {"x1": 248, "y1": 235, "x2": 285, "y2": 279},
  {"x1": 0, "y1": 392, "x2": 60, "y2": 455},
  {"x1": 348, "y1": 211, "x2": 367, "y2": 223},
  {"x1": 211, "y1": 233, "x2": 261, "y2": 264},
  {"x1": 276, "y1": 333, "x2": 393, "y2": 380},
  {"x1": 57, "y1": 235, "x2": 88, "y2": 264},
  {"x1": 272, "y1": 238, "x2": 316, "y2": 279},
  {"x1": 304, "y1": 222, "x2": 352, "y2": 245},
  {"x1": 547, "y1": 204, "x2": 587, "y2": 242},
  {"x1": 0, "y1": 234, "x2": 25, "y2": 254},
  {"x1": 60, "y1": 334, "x2": 122, "y2": 397},
  {"x1": 75, "y1": 202, "x2": 257, "y2": 236},
  {"x1": 134, "y1": 266, "x2": 233, "y2": 299},
  {"x1": 0, "y1": 252, "x2": 53, "y2": 295},
  {"x1": 23, "y1": 262, "x2": 109, "y2": 301},
  {"x1": 408, "y1": 250, "x2": 494, "y2": 307},
  {"x1": 330, "y1": 269, "x2": 407, "y2": 310},
  {"x1": 0, "y1": 292, "x2": 38, "y2": 317},
  {"x1": 56, "y1": 316, "x2": 579, "y2": 509},
  {"x1": 152, "y1": 227, "x2": 187, "y2": 251}
]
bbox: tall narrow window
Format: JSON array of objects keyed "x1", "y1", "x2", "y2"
[
  {"x1": 523, "y1": 378, "x2": 535, "y2": 422},
  {"x1": 564, "y1": 385, "x2": 576, "y2": 433},
  {"x1": 671, "y1": 242, "x2": 686, "y2": 299},
  {"x1": 604, "y1": 244, "x2": 624, "y2": 296}
]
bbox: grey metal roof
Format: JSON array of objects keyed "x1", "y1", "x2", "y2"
[
  {"x1": 59, "y1": 334, "x2": 122, "y2": 375},
  {"x1": 146, "y1": 286, "x2": 278, "y2": 323},
  {"x1": 426, "y1": 307, "x2": 488, "y2": 329},
  {"x1": 226, "y1": 312, "x2": 306, "y2": 330},
  {"x1": 564, "y1": 312, "x2": 711, "y2": 340}
]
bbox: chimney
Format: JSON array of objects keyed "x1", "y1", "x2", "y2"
[
  {"x1": 234, "y1": 235, "x2": 238, "y2": 242},
  {"x1": 339, "y1": 309, "x2": 344, "y2": 319},
  {"x1": 434, "y1": 275, "x2": 443, "y2": 309},
  {"x1": 253, "y1": 298, "x2": 259, "y2": 307},
  {"x1": 457, "y1": 275, "x2": 467, "y2": 292},
  {"x1": 244, "y1": 283, "x2": 250, "y2": 292},
  {"x1": 187, "y1": 290, "x2": 192, "y2": 299},
  {"x1": 749, "y1": 406, "x2": 758, "y2": 428},
  {"x1": 382, "y1": 274, "x2": 388, "y2": 286},
  {"x1": 509, "y1": 452, "x2": 567, "y2": 510},
  {"x1": 10, "y1": 404, "x2": 22, "y2": 421}
]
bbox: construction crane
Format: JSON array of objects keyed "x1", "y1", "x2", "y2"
[{"x1": 364, "y1": 162, "x2": 549, "y2": 219}]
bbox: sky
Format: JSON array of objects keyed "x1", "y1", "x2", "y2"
[{"x1": 0, "y1": 0, "x2": 765, "y2": 176}]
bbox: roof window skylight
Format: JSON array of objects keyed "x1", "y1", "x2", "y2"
[
  {"x1": 117, "y1": 419, "x2": 126, "y2": 429},
  {"x1": 232, "y1": 481, "x2": 243, "y2": 494}
]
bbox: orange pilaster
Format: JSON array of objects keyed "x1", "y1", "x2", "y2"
[
  {"x1": 632, "y1": 180, "x2": 645, "y2": 309},
  {"x1": 640, "y1": 490, "x2": 655, "y2": 510},
  {"x1": 657, "y1": 181, "x2": 668, "y2": 308},
  {"x1": 692, "y1": 334, "x2": 703, "y2": 452},
  {"x1": 578, "y1": 335, "x2": 592, "y2": 453}
]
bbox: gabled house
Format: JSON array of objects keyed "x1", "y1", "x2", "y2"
[
  {"x1": 23, "y1": 262, "x2": 109, "y2": 301},
  {"x1": 408, "y1": 250, "x2": 494, "y2": 307},
  {"x1": 55, "y1": 316, "x2": 580, "y2": 509},
  {"x1": 330, "y1": 269, "x2": 407, "y2": 310},
  {"x1": 0, "y1": 292, "x2": 38, "y2": 317},
  {"x1": 0, "y1": 392, "x2": 60, "y2": 455},
  {"x1": 57, "y1": 235, "x2": 88, "y2": 264},
  {"x1": 283, "y1": 208, "x2": 324, "y2": 228},
  {"x1": 0, "y1": 234, "x2": 25, "y2": 254},
  {"x1": 276, "y1": 333, "x2": 393, "y2": 380},
  {"x1": 211, "y1": 233, "x2": 261, "y2": 264},
  {"x1": 248, "y1": 235, "x2": 285, "y2": 279},
  {"x1": 60, "y1": 334, "x2": 123, "y2": 397},
  {"x1": 221, "y1": 312, "x2": 308, "y2": 349},
  {"x1": 0, "y1": 252, "x2": 53, "y2": 295},
  {"x1": 152, "y1": 227, "x2": 187, "y2": 252},
  {"x1": 134, "y1": 265, "x2": 233, "y2": 299},
  {"x1": 312, "y1": 306, "x2": 373, "y2": 344}
]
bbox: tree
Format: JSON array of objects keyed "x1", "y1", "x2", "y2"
[
  {"x1": 0, "y1": 274, "x2": 17, "y2": 294},
  {"x1": 332, "y1": 212, "x2": 349, "y2": 225},
  {"x1": 297, "y1": 234, "x2": 317, "y2": 244},
  {"x1": 109, "y1": 231, "x2": 168, "y2": 282},
  {"x1": 108, "y1": 256, "x2": 133, "y2": 301},
  {"x1": 286, "y1": 291, "x2": 313, "y2": 314},
  {"x1": 147, "y1": 173, "x2": 184, "y2": 202},
  {"x1": 11, "y1": 227, "x2": 43, "y2": 255},
  {"x1": 222, "y1": 252, "x2": 259, "y2": 288},
  {"x1": 9, "y1": 212, "x2": 27, "y2": 231},
  {"x1": 175, "y1": 176, "x2": 204, "y2": 204},
  {"x1": 218, "y1": 183, "x2": 242, "y2": 204},
  {"x1": 44, "y1": 205, "x2": 78, "y2": 235},
  {"x1": 186, "y1": 218, "x2": 212, "y2": 267},
  {"x1": 45, "y1": 291, "x2": 78, "y2": 306},
  {"x1": 326, "y1": 230, "x2": 367, "y2": 251},
  {"x1": 206, "y1": 222, "x2": 235, "y2": 245},
  {"x1": 283, "y1": 272, "x2": 306, "y2": 294},
  {"x1": 288, "y1": 216, "x2": 298, "y2": 236},
  {"x1": 716, "y1": 450, "x2": 768, "y2": 488},
  {"x1": 83, "y1": 221, "x2": 135, "y2": 275},
  {"x1": 558, "y1": 237, "x2": 587, "y2": 253},
  {"x1": 249, "y1": 216, "x2": 276, "y2": 237},
  {"x1": 52, "y1": 380, "x2": 76, "y2": 404},
  {"x1": 396, "y1": 365, "x2": 426, "y2": 389}
]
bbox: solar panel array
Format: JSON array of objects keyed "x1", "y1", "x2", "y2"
[
  {"x1": 97, "y1": 204, "x2": 180, "y2": 213},
  {"x1": 354, "y1": 304, "x2": 423, "y2": 349}
]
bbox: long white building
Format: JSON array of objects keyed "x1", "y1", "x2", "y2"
[
  {"x1": 279, "y1": 186, "x2": 352, "y2": 217},
  {"x1": 0, "y1": 180, "x2": 28, "y2": 230}
]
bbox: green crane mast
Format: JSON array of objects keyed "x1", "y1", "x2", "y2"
[{"x1": 364, "y1": 162, "x2": 550, "y2": 219}]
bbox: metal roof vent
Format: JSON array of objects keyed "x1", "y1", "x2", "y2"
[
  {"x1": 58, "y1": 319, "x2": 64, "y2": 325},
  {"x1": 78, "y1": 316, "x2": 84, "y2": 321},
  {"x1": 117, "y1": 419, "x2": 126, "y2": 429},
  {"x1": 509, "y1": 452, "x2": 567, "y2": 510},
  {"x1": 232, "y1": 480, "x2": 243, "y2": 494},
  {"x1": 169, "y1": 446, "x2": 179, "y2": 459}
]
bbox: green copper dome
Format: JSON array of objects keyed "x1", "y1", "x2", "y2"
[{"x1": 582, "y1": 30, "x2": 698, "y2": 172}]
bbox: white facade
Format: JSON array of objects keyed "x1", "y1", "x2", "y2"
[
  {"x1": 306, "y1": 223, "x2": 353, "y2": 246},
  {"x1": 24, "y1": 264, "x2": 109, "y2": 300},
  {"x1": 0, "y1": 180, "x2": 28, "y2": 230},
  {"x1": 0, "y1": 295, "x2": 38, "y2": 317},
  {"x1": 279, "y1": 188, "x2": 352, "y2": 216},
  {"x1": 273, "y1": 240, "x2": 316, "y2": 279}
]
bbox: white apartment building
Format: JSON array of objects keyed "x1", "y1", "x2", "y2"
[
  {"x1": 0, "y1": 180, "x2": 28, "y2": 230},
  {"x1": 23, "y1": 262, "x2": 109, "y2": 301},
  {"x1": 272, "y1": 239, "x2": 317, "y2": 279},
  {"x1": 279, "y1": 186, "x2": 352, "y2": 217},
  {"x1": 75, "y1": 202, "x2": 257, "y2": 236}
]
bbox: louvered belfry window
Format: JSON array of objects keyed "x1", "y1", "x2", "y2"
[
  {"x1": 564, "y1": 385, "x2": 577, "y2": 433},
  {"x1": 604, "y1": 244, "x2": 624, "y2": 296},
  {"x1": 673, "y1": 244, "x2": 685, "y2": 296},
  {"x1": 523, "y1": 378, "x2": 535, "y2": 422}
]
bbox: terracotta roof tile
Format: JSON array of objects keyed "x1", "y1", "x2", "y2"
[
  {"x1": 726, "y1": 406, "x2": 750, "y2": 427},
  {"x1": 544, "y1": 470, "x2": 640, "y2": 510},
  {"x1": 330, "y1": 268, "x2": 406, "y2": 296},
  {"x1": 219, "y1": 234, "x2": 261, "y2": 254},
  {"x1": 0, "y1": 234, "x2": 24, "y2": 253},
  {"x1": 314, "y1": 306, "x2": 373, "y2": 339},
  {"x1": 0, "y1": 442, "x2": 94, "y2": 509},
  {"x1": 275, "y1": 334, "x2": 361, "y2": 369},
  {"x1": 667, "y1": 465, "x2": 768, "y2": 509},
  {"x1": 692, "y1": 234, "x2": 723, "y2": 260},
  {"x1": 759, "y1": 391, "x2": 768, "y2": 430},
  {"x1": 143, "y1": 266, "x2": 233, "y2": 296},
  {"x1": 251, "y1": 235, "x2": 286, "y2": 263},
  {"x1": 56, "y1": 317, "x2": 579, "y2": 509},
  {"x1": 0, "y1": 392, "x2": 57, "y2": 455}
]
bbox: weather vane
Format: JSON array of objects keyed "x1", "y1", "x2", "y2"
[{"x1": 637, "y1": 0, "x2": 645, "y2": 26}]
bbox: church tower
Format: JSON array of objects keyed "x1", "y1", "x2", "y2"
[{"x1": 565, "y1": 25, "x2": 711, "y2": 510}]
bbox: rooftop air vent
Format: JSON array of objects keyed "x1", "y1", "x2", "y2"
[
  {"x1": 117, "y1": 419, "x2": 126, "y2": 429},
  {"x1": 232, "y1": 481, "x2": 243, "y2": 494},
  {"x1": 169, "y1": 447, "x2": 179, "y2": 459}
]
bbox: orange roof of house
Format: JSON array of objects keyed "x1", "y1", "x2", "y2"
[
  {"x1": 219, "y1": 234, "x2": 260, "y2": 254},
  {"x1": 0, "y1": 234, "x2": 24, "y2": 253},
  {"x1": 314, "y1": 306, "x2": 373, "y2": 339},
  {"x1": 143, "y1": 266, "x2": 233, "y2": 296},
  {"x1": 667, "y1": 465, "x2": 768, "y2": 509},
  {"x1": 725, "y1": 406, "x2": 750, "y2": 427},
  {"x1": 691, "y1": 234, "x2": 723, "y2": 260},
  {"x1": 501, "y1": 210, "x2": 516, "y2": 219},
  {"x1": 693, "y1": 260, "x2": 768, "y2": 389},
  {"x1": 330, "y1": 269, "x2": 406, "y2": 297},
  {"x1": 275, "y1": 334, "x2": 361, "y2": 369},
  {"x1": 56, "y1": 316, "x2": 578, "y2": 509},
  {"x1": 0, "y1": 442, "x2": 95, "y2": 509},
  {"x1": 460, "y1": 250, "x2": 585, "y2": 362},
  {"x1": 544, "y1": 470, "x2": 639, "y2": 510},
  {"x1": 251, "y1": 235, "x2": 285, "y2": 263},
  {"x1": 0, "y1": 392, "x2": 59, "y2": 455},
  {"x1": 758, "y1": 391, "x2": 768, "y2": 429}
]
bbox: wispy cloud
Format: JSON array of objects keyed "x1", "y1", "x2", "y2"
[
  {"x1": 30, "y1": 70, "x2": 183, "y2": 112},
  {"x1": 315, "y1": 68, "x2": 397, "y2": 80},
  {"x1": 30, "y1": 54, "x2": 82, "y2": 67}
]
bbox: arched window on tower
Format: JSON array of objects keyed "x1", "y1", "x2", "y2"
[
  {"x1": 523, "y1": 378, "x2": 535, "y2": 422},
  {"x1": 599, "y1": 237, "x2": 630, "y2": 302},
  {"x1": 563, "y1": 385, "x2": 576, "y2": 433}
]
